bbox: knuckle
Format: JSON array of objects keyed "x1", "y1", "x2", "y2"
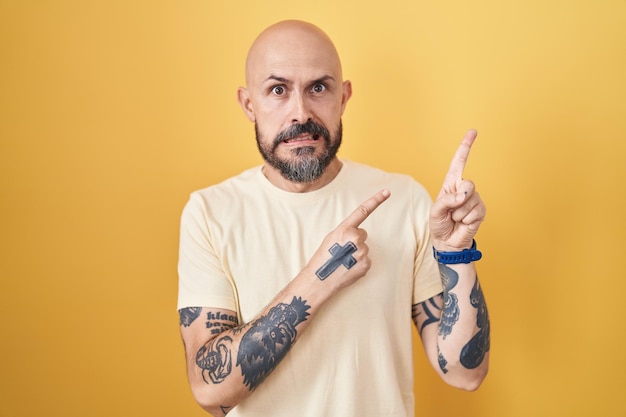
[
  {"x1": 462, "y1": 180, "x2": 476, "y2": 191},
  {"x1": 360, "y1": 242, "x2": 369, "y2": 254},
  {"x1": 363, "y1": 257, "x2": 370, "y2": 269}
]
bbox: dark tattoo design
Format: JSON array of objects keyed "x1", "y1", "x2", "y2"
[
  {"x1": 438, "y1": 346, "x2": 449, "y2": 374},
  {"x1": 196, "y1": 335, "x2": 234, "y2": 384},
  {"x1": 438, "y1": 264, "x2": 460, "y2": 339},
  {"x1": 316, "y1": 242, "x2": 357, "y2": 280},
  {"x1": 237, "y1": 296, "x2": 311, "y2": 390},
  {"x1": 179, "y1": 307, "x2": 202, "y2": 327},
  {"x1": 413, "y1": 295, "x2": 443, "y2": 336},
  {"x1": 460, "y1": 277, "x2": 491, "y2": 369},
  {"x1": 206, "y1": 311, "x2": 239, "y2": 335}
]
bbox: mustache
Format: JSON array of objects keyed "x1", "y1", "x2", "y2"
[{"x1": 273, "y1": 121, "x2": 330, "y2": 149}]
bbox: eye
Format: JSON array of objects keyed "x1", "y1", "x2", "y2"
[
  {"x1": 311, "y1": 83, "x2": 326, "y2": 93},
  {"x1": 271, "y1": 85, "x2": 286, "y2": 95}
]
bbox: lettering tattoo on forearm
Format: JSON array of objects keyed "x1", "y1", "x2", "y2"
[
  {"x1": 237, "y1": 296, "x2": 311, "y2": 391},
  {"x1": 316, "y1": 242, "x2": 357, "y2": 280},
  {"x1": 438, "y1": 264, "x2": 460, "y2": 339},
  {"x1": 179, "y1": 307, "x2": 202, "y2": 327},
  {"x1": 459, "y1": 277, "x2": 490, "y2": 369},
  {"x1": 206, "y1": 311, "x2": 239, "y2": 335}
]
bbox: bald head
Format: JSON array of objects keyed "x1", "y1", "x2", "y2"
[
  {"x1": 245, "y1": 20, "x2": 344, "y2": 88},
  {"x1": 237, "y1": 20, "x2": 351, "y2": 190}
]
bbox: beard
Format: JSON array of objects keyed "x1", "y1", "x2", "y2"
[{"x1": 255, "y1": 120, "x2": 342, "y2": 183}]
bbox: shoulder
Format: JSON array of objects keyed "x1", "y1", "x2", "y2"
[
  {"x1": 181, "y1": 166, "x2": 263, "y2": 220},
  {"x1": 193, "y1": 166, "x2": 260, "y2": 198}
]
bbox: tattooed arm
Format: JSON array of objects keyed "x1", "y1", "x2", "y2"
[
  {"x1": 179, "y1": 296, "x2": 313, "y2": 416},
  {"x1": 413, "y1": 130, "x2": 490, "y2": 390},
  {"x1": 178, "y1": 190, "x2": 390, "y2": 416},
  {"x1": 413, "y1": 262, "x2": 490, "y2": 390}
]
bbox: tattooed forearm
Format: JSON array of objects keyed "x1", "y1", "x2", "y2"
[
  {"x1": 196, "y1": 335, "x2": 234, "y2": 384},
  {"x1": 460, "y1": 277, "x2": 490, "y2": 369},
  {"x1": 438, "y1": 264, "x2": 460, "y2": 339},
  {"x1": 316, "y1": 242, "x2": 357, "y2": 280},
  {"x1": 413, "y1": 295, "x2": 443, "y2": 336},
  {"x1": 179, "y1": 307, "x2": 202, "y2": 327},
  {"x1": 237, "y1": 296, "x2": 311, "y2": 391}
]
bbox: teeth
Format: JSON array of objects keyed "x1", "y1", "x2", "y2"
[{"x1": 287, "y1": 136, "x2": 311, "y2": 142}]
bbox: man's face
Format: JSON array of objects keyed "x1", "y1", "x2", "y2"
[{"x1": 239, "y1": 23, "x2": 351, "y2": 183}]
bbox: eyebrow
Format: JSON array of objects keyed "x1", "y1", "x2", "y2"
[
  {"x1": 264, "y1": 74, "x2": 336, "y2": 85},
  {"x1": 265, "y1": 74, "x2": 289, "y2": 83}
]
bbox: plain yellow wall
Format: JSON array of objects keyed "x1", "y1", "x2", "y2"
[{"x1": 1, "y1": 1, "x2": 625, "y2": 416}]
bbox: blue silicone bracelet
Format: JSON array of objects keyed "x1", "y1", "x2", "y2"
[{"x1": 433, "y1": 240, "x2": 482, "y2": 264}]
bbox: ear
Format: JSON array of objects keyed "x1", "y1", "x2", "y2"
[
  {"x1": 237, "y1": 87, "x2": 256, "y2": 122},
  {"x1": 339, "y1": 80, "x2": 352, "y2": 115}
]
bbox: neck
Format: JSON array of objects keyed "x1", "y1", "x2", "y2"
[{"x1": 262, "y1": 158, "x2": 343, "y2": 193}]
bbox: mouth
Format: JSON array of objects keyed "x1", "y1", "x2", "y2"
[{"x1": 283, "y1": 134, "x2": 320, "y2": 144}]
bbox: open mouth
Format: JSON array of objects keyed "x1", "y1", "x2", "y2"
[{"x1": 283, "y1": 134, "x2": 320, "y2": 144}]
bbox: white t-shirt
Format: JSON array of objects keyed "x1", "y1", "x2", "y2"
[{"x1": 178, "y1": 160, "x2": 443, "y2": 417}]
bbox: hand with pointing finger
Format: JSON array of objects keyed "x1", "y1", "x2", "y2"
[
  {"x1": 430, "y1": 130, "x2": 486, "y2": 251},
  {"x1": 306, "y1": 189, "x2": 391, "y2": 290}
]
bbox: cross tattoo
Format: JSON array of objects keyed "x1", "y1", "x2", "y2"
[{"x1": 315, "y1": 242, "x2": 357, "y2": 280}]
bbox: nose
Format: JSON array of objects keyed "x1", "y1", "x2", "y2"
[{"x1": 290, "y1": 93, "x2": 313, "y2": 124}]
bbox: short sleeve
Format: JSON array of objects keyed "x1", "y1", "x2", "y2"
[{"x1": 177, "y1": 192, "x2": 238, "y2": 312}]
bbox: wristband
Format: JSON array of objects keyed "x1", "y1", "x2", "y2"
[{"x1": 433, "y1": 240, "x2": 482, "y2": 264}]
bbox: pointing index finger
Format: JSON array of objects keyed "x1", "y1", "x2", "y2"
[
  {"x1": 341, "y1": 189, "x2": 391, "y2": 228},
  {"x1": 442, "y1": 129, "x2": 477, "y2": 191}
]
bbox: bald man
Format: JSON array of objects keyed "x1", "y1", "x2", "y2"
[{"x1": 178, "y1": 20, "x2": 490, "y2": 417}]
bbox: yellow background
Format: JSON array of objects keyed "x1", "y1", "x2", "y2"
[{"x1": 1, "y1": 1, "x2": 625, "y2": 416}]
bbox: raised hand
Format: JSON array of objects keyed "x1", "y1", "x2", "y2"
[
  {"x1": 430, "y1": 130, "x2": 486, "y2": 251},
  {"x1": 307, "y1": 189, "x2": 390, "y2": 290}
]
